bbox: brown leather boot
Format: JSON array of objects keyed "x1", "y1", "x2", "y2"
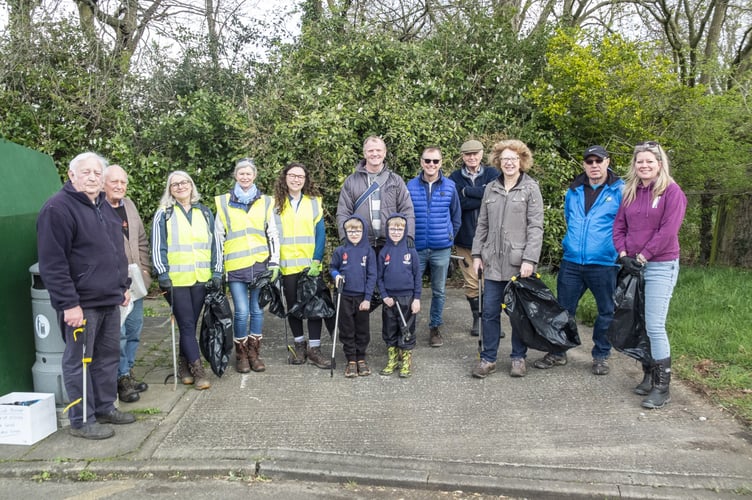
[
  {"x1": 178, "y1": 356, "x2": 194, "y2": 385},
  {"x1": 189, "y1": 359, "x2": 211, "y2": 390},
  {"x1": 288, "y1": 340, "x2": 307, "y2": 365},
  {"x1": 247, "y1": 336, "x2": 266, "y2": 372},
  {"x1": 234, "y1": 337, "x2": 251, "y2": 373},
  {"x1": 306, "y1": 345, "x2": 331, "y2": 369}
]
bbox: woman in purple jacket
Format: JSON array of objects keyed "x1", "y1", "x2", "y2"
[{"x1": 613, "y1": 141, "x2": 687, "y2": 410}]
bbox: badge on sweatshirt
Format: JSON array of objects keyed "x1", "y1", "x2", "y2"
[
  {"x1": 403, "y1": 253, "x2": 411, "y2": 265},
  {"x1": 361, "y1": 255, "x2": 367, "y2": 267},
  {"x1": 343, "y1": 252, "x2": 348, "y2": 265},
  {"x1": 384, "y1": 254, "x2": 391, "y2": 266}
]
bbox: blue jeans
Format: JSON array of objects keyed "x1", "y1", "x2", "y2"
[
  {"x1": 481, "y1": 279, "x2": 528, "y2": 362},
  {"x1": 119, "y1": 298, "x2": 144, "y2": 377},
  {"x1": 417, "y1": 247, "x2": 451, "y2": 328},
  {"x1": 228, "y1": 281, "x2": 264, "y2": 338},
  {"x1": 644, "y1": 260, "x2": 679, "y2": 360},
  {"x1": 556, "y1": 260, "x2": 617, "y2": 359}
]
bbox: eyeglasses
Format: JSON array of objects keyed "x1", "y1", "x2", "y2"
[
  {"x1": 286, "y1": 173, "x2": 306, "y2": 180},
  {"x1": 346, "y1": 230, "x2": 363, "y2": 234},
  {"x1": 584, "y1": 158, "x2": 604, "y2": 165},
  {"x1": 388, "y1": 227, "x2": 405, "y2": 232},
  {"x1": 637, "y1": 141, "x2": 660, "y2": 147},
  {"x1": 170, "y1": 180, "x2": 191, "y2": 189},
  {"x1": 422, "y1": 158, "x2": 441, "y2": 164},
  {"x1": 236, "y1": 157, "x2": 255, "y2": 166},
  {"x1": 500, "y1": 156, "x2": 519, "y2": 163}
]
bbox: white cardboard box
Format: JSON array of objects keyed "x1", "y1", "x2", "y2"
[{"x1": 0, "y1": 392, "x2": 57, "y2": 445}]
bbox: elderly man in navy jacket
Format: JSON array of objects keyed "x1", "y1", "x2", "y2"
[
  {"x1": 37, "y1": 152, "x2": 134, "y2": 440},
  {"x1": 407, "y1": 146, "x2": 461, "y2": 347},
  {"x1": 449, "y1": 140, "x2": 499, "y2": 337}
]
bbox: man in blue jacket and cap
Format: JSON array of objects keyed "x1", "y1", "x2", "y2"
[{"x1": 533, "y1": 145, "x2": 624, "y2": 375}]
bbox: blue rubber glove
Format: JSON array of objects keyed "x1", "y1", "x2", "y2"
[{"x1": 308, "y1": 261, "x2": 322, "y2": 277}]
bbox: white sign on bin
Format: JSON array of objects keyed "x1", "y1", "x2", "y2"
[{"x1": 0, "y1": 392, "x2": 57, "y2": 445}]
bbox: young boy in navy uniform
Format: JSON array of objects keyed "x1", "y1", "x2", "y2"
[
  {"x1": 329, "y1": 216, "x2": 377, "y2": 377},
  {"x1": 377, "y1": 213, "x2": 421, "y2": 378}
]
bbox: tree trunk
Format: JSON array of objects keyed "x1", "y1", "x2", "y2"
[{"x1": 713, "y1": 193, "x2": 752, "y2": 268}]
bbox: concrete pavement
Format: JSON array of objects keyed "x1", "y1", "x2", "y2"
[{"x1": 1, "y1": 288, "x2": 751, "y2": 499}]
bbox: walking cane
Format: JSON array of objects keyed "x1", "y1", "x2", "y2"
[
  {"x1": 330, "y1": 277, "x2": 345, "y2": 377},
  {"x1": 62, "y1": 318, "x2": 89, "y2": 422}
]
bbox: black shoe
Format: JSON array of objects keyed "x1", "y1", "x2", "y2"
[
  {"x1": 118, "y1": 375, "x2": 140, "y2": 403},
  {"x1": 70, "y1": 421, "x2": 114, "y2": 440},
  {"x1": 96, "y1": 409, "x2": 136, "y2": 425},
  {"x1": 129, "y1": 370, "x2": 148, "y2": 392}
]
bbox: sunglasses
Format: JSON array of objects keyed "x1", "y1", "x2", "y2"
[
  {"x1": 636, "y1": 141, "x2": 660, "y2": 148},
  {"x1": 422, "y1": 158, "x2": 441, "y2": 164},
  {"x1": 584, "y1": 158, "x2": 604, "y2": 165}
]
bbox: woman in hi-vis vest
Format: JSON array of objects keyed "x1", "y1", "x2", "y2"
[
  {"x1": 272, "y1": 162, "x2": 331, "y2": 369},
  {"x1": 215, "y1": 158, "x2": 280, "y2": 374},
  {"x1": 152, "y1": 171, "x2": 222, "y2": 390}
]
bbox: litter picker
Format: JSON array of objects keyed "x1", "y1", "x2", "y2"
[
  {"x1": 394, "y1": 300, "x2": 415, "y2": 344},
  {"x1": 330, "y1": 277, "x2": 344, "y2": 377},
  {"x1": 477, "y1": 267, "x2": 483, "y2": 359},
  {"x1": 277, "y1": 278, "x2": 295, "y2": 364},
  {"x1": 162, "y1": 288, "x2": 178, "y2": 390}
]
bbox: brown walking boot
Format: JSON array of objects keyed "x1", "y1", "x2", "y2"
[
  {"x1": 234, "y1": 337, "x2": 251, "y2": 373},
  {"x1": 288, "y1": 340, "x2": 307, "y2": 365},
  {"x1": 306, "y1": 345, "x2": 332, "y2": 369},
  {"x1": 247, "y1": 336, "x2": 266, "y2": 372},
  {"x1": 178, "y1": 356, "x2": 194, "y2": 385},
  {"x1": 189, "y1": 359, "x2": 211, "y2": 390}
]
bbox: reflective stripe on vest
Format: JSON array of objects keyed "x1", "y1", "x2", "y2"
[
  {"x1": 274, "y1": 196, "x2": 321, "y2": 275},
  {"x1": 215, "y1": 194, "x2": 272, "y2": 272},
  {"x1": 167, "y1": 206, "x2": 212, "y2": 286}
]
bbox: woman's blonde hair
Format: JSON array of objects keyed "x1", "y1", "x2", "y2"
[
  {"x1": 622, "y1": 142, "x2": 673, "y2": 205},
  {"x1": 159, "y1": 170, "x2": 201, "y2": 207}
]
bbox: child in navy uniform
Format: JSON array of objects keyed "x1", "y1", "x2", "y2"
[
  {"x1": 377, "y1": 213, "x2": 421, "y2": 377},
  {"x1": 329, "y1": 215, "x2": 377, "y2": 377}
]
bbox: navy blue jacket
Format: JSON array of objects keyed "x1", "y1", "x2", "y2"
[
  {"x1": 329, "y1": 215, "x2": 376, "y2": 300},
  {"x1": 377, "y1": 214, "x2": 422, "y2": 299},
  {"x1": 449, "y1": 165, "x2": 499, "y2": 248},
  {"x1": 407, "y1": 172, "x2": 461, "y2": 251},
  {"x1": 562, "y1": 170, "x2": 624, "y2": 266},
  {"x1": 37, "y1": 182, "x2": 129, "y2": 311}
]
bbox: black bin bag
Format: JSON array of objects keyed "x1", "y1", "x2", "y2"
[
  {"x1": 199, "y1": 289, "x2": 234, "y2": 377},
  {"x1": 503, "y1": 275, "x2": 580, "y2": 352},
  {"x1": 287, "y1": 270, "x2": 335, "y2": 320},
  {"x1": 606, "y1": 268, "x2": 650, "y2": 363},
  {"x1": 253, "y1": 270, "x2": 285, "y2": 319}
]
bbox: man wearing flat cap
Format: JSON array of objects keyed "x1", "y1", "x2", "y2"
[
  {"x1": 449, "y1": 139, "x2": 499, "y2": 337},
  {"x1": 533, "y1": 145, "x2": 624, "y2": 376}
]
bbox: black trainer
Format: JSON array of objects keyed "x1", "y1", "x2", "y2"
[{"x1": 96, "y1": 409, "x2": 136, "y2": 425}]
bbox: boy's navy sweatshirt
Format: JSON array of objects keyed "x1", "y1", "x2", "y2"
[
  {"x1": 329, "y1": 215, "x2": 376, "y2": 300},
  {"x1": 377, "y1": 214, "x2": 422, "y2": 299}
]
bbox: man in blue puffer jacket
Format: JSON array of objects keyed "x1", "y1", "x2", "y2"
[
  {"x1": 407, "y1": 146, "x2": 461, "y2": 348},
  {"x1": 533, "y1": 145, "x2": 625, "y2": 376}
]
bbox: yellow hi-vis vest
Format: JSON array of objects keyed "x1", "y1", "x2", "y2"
[
  {"x1": 274, "y1": 196, "x2": 322, "y2": 275},
  {"x1": 215, "y1": 194, "x2": 273, "y2": 272},
  {"x1": 166, "y1": 205, "x2": 212, "y2": 286}
]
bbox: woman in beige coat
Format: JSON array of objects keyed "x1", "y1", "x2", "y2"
[{"x1": 471, "y1": 140, "x2": 544, "y2": 379}]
